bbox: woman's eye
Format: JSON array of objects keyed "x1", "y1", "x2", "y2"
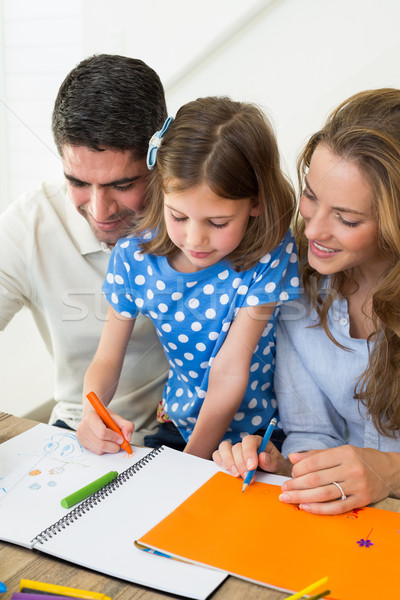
[
  {"x1": 337, "y1": 213, "x2": 360, "y2": 228},
  {"x1": 302, "y1": 189, "x2": 315, "y2": 201}
]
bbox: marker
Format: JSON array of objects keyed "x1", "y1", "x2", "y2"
[
  {"x1": 242, "y1": 417, "x2": 277, "y2": 492},
  {"x1": 60, "y1": 470, "x2": 118, "y2": 508},
  {"x1": 86, "y1": 391, "x2": 132, "y2": 454},
  {"x1": 307, "y1": 590, "x2": 331, "y2": 600},
  {"x1": 12, "y1": 593, "x2": 78, "y2": 600},
  {"x1": 19, "y1": 580, "x2": 112, "y2": 600},
  {"x1": 0, "y1": 581, "x2": 6, "y2": 593},
  {"x1": 283, "y1": 576, "x2": 329, "y2": 600}
]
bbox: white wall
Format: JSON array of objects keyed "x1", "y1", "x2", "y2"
[
  {"x1": 1, "y1": 0, "x2": 400, "y2": 417},
  {"x1": 82, "y1": 0, "x2": 400, "y2": 182},
  {"x1": 1, "y1": 0, "x2": 84, "y2": 207}
]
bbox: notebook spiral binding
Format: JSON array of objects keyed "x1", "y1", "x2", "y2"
[{"x1": 31, "y1": 446, "x2": 164, "y2": 545}]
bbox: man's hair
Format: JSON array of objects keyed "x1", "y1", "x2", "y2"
[{"x1": 52, "y1": 54, "x2": 167, "y2": 159}]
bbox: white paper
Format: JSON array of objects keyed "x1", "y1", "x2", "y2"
[{"x1": 0, "y1": 424, "x2": 226, "y2": 599}]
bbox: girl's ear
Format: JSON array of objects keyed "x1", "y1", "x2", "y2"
[{"x1": 250, "y1": 200, "x2": 261, "y2": 217}]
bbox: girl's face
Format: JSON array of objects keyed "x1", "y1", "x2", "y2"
[
  {"x1": 300, "y1": 143, "x2": 387, "y2": 281},
  {"x1": 163, "y1": 181, "x2": 259, "y2": 273}
]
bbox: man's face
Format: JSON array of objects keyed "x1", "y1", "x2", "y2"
[{"x1": 62, "y1": 145, "x2": 150, "y2": 245}]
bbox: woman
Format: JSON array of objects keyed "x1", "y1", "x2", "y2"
[{"x1": 213, "y1": 88, "x2": 400, "y2": 514}]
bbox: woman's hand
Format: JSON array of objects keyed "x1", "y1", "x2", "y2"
[
  {"x1": 212, "y1": 434, "x2": 292, "y2": 479},
  {"x1": 279, "y1": 445, "x2": 400, "y2": 514},
  {"x1": 76, "y1": 409, "x2": 134, "y2": 455}
]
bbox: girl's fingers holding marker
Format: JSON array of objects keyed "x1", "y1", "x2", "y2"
[
  {"x1": 110, "y1": 412, "x2": 134, "y2": 444},
  {"x1": 77, "y1": 410, "x2": 131, "y2": 455}
]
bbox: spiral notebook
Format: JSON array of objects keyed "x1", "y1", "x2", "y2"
[{"x1": 0, "y1": 423, "x2": 227, "y2": 599}]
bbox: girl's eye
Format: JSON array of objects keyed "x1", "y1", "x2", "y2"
[
  {"x1": 210, "y1": 222, "x2": 228, "y2": 229},
  {"x1": 170, "y1": 213, "x2": 187, "y2": 223},
  {"x1": 337, "y1": 213, "x2": 360, "y2": 228}
]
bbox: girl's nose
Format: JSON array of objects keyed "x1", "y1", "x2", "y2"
[{"x1": 186, "y1": 222, "x2": 207, "y2": 247}]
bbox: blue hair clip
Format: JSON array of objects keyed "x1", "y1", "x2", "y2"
[{"x1": 146, "y1": 116, "x2": 174, "y2": 170}]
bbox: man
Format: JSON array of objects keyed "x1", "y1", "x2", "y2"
[{"x1": 0, "y1": 54, "x2": 169, "y2": 444}]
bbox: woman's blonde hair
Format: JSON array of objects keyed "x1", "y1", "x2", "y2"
[
  {"x1": 296, "y1": 88, "x2": 400, "y2": 436},
  {"x1": 136, "y1": 96, "x2": 295, "y2": 271}
]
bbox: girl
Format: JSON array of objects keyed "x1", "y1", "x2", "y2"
[
  {"x1": 214, "y1": 89, "x2": 400, "y2": 511},
  {"x1": 78, "y1": 96, "x2": 299, "y2": 459}
]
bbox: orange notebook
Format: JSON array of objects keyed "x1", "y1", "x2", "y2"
[{"x1": 139, "y1": 471, "x2": 400, "y2": 599}]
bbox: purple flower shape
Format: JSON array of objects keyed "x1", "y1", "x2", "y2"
[{"x1": 357, "y1": 538, "x2": 374, "y2": 547}]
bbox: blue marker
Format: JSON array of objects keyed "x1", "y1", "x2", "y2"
[
  {"x1": 242, "y1": 417, "x2": 277, "y2": 492},
  {"x1": 0, "y1": 581, "x2": 7, "y2": 593}
]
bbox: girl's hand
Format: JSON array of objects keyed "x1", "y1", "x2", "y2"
[
  {"x1": 212, "y1": 434, "x2": 292, "y2": 479},
  {"x1": 76, "y1": 409, "x2": 134, "y2": 455},
  {"x1": 279, "y1": 445, "x2": 400, "y2": 514}
]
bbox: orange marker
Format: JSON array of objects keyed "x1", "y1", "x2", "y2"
[{"x1": 86, "y1": 391, "x2": 132, "y2": 454}]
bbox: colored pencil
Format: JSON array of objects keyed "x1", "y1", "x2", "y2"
[
  {"x1": 19, "y1": 580, "x2": 111, "y2": 600},
  {"x1": 283, "y1": 576, "x2": 329, "y2": 600},
  {"x1": 307, "y1": 590, "x2": 331, "y2": 600},
  {"x1": 242, "y1": 417, "x2": 277, "y2": 492},
  {"x1": 12, "y1": 593, "x2": 78, "y2": 600}
]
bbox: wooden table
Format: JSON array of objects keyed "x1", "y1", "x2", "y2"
[{"x1": 1, "y1": 412, "x2": 399, "y2": 600}]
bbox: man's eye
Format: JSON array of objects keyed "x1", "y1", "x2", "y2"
[
  {"x1": 68, "y1": 180, "x2": 86, "y2": 188},
  {"x1": 113, "y1": 183, "x2": 135, "y2": 191}
]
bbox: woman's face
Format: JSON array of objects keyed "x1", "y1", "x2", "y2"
[{"x1": 299, "y1": 143, "x2": 387, "y2": 280}]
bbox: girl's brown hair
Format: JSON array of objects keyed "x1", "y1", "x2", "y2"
[
  {"x1": 296, "y1": 88, "x2": 400, "y2": 436},
  {"x1": 136, "y1": 96, "x2": 295, "y2": 271}
]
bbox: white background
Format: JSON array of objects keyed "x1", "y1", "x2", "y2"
[{"x1": 1, "y1": 0, "x2": 400, "y2": 416}]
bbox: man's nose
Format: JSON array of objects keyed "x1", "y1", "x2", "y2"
[{"x1": 87, "y1": 187, "x2": 117, "y2": 221}]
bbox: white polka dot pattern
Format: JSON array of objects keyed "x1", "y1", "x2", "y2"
[{"x1": 102, "y1": 229, "x2": 299, "y2": 443}]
